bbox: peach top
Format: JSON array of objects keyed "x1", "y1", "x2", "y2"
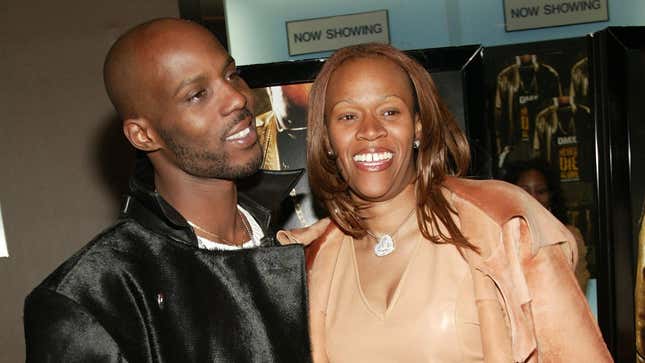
[{"x1": 322, "y1": 235, "x2": 484, "y2": 362}]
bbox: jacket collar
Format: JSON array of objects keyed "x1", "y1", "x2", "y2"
[{"x1": 120, "y1": 156, "x2": 303, "y2": 248}]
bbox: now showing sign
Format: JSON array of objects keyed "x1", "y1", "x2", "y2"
[
  {"x1": 504, "y1": 0, "x2": 608, "y2": 31},
  {"x1": 286, "y1": 10, "x2": 389, "y2": 56}
]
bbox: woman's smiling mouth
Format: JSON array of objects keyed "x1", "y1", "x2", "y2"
[{"x1": 352, "y1": 150, "x2": 394, "y2": 171}]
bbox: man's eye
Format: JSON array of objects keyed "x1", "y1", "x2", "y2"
[
  {"x1": 226, "y1": 68, "x2": 241, "y2": 81},
  {"x1": 188, "y1": 89, "x2": 207, "y2": 103}
]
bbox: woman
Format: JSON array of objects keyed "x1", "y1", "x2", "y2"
[
  {"x1": 504, "y1": 158, "x2": 590, "y2": 292},
  {"x1": 280, "y1": 43, "x2": 611, "y2": 362}
]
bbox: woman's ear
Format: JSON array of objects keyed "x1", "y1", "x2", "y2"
[
  {"x1": 414, "y1": 113, "x2": 422, "y2": 142},
  {"x1": 123, "y1": 117, "x2": 162, "y2": 152}
]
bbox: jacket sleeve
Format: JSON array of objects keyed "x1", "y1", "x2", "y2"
[
  {"x1": 514, "y1": 214, "x2": 613, "y2": 362},
  {"x1": 443, "y1": 178, "x2": 612, "y2": 361},
  {"x1": 24, "y1": 288, "x2": 128, "y2": 363}
]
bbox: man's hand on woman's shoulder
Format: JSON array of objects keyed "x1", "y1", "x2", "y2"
[{"x1": 276, "y1": 218, "x2": 331, "y2": 246}]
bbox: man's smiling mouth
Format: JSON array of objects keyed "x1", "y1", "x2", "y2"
[{"x1": 225, "y1": 126, "x2": 251, "y2": 141}]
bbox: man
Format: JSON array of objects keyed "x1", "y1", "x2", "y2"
[
  {"x1": 256, "y1": 84, "x2": 326, "y2": 229},
  {"x1": 24, "y1": 18, "x2": 311, "y2": 362},
  {"x1": 494, "y1": 54, "x2": 561, "y2": 168}
]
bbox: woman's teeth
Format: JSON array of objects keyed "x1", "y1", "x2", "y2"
[{"x1": 353, "y1": 152, "x2": 393, "y2": 162}]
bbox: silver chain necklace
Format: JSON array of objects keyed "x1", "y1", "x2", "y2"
[{"x1": 366, "y1": 207, "x2": 416, "y2": 257}]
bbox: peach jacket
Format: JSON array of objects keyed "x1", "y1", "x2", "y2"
[{"x1": 301, "y1": 177, "x2": 613, "y2": 362}]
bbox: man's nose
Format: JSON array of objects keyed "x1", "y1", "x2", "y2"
[{"x1": 221, "y1": 83, "x2": 248, "y2": 115}]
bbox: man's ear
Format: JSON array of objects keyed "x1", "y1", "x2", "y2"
[{"x1": 123, "y1": 117, "x2": 161, "y2": 152}]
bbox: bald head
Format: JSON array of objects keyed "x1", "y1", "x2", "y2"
[
  {"x1": 102, "y1": 18, "x2": 259, "y2": 180},
  {"x1": 103, "y1": 18, "x2": 223, "y2": 119}
]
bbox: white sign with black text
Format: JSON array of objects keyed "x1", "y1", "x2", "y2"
[
  {"x1": 286, "y1": 10, "x2": 389, "y2": 56},
  {"x1": 504, "y1": 0, "x2": 608, "y2": 31}
]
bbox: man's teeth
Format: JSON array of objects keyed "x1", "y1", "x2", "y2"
[
  {"x1": 353, "y1": 152, "x2": 393, "y2": 162},
  {"x1": 226, "y1": 127, "x2": 250, "y2": 141}
]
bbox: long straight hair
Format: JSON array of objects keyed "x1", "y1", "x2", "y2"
[{"x1": 307, "y1": 43, "x2": 476, "y2": 251}]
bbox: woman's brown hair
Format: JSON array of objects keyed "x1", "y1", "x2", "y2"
[{"x1": 307, "y1": 43, "x2": 477, "y2": 251}]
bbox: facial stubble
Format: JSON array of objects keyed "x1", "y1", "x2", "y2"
[{"x1": 158, "y1": 112, "x2": 262, "y2": 180}]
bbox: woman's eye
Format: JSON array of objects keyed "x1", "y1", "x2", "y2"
[
  {"x1": 188, "y1": 89, "x2": 207, "y2": 103},
  {"x1": 383, "y1": 109, "x2": 399, "y2": 117},
  {"x1": 338, "y1": 113, "x2": 356, "y2": 121}
]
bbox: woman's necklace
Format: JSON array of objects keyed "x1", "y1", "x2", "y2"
[
  {"x1": 365, "y1": 207, "x2": 416, "y2": 257},
  {"x1": 188, "y1": 209, "x2": 252, "y2": 246}
]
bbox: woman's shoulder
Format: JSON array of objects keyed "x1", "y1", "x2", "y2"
[
  {"x1": 442, "y1": 176, "x2": 539, "y2": 225},
  {"x1": 443, "y1": 176, "x2": 574, "y2": 259}
]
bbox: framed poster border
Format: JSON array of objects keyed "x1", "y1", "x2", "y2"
[{"x1": 591, "y1": 26, "x2": 645, "y2": 361}]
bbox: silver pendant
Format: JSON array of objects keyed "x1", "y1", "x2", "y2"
[{"x1": 374, "y1": 234, "x2": 395, "y2": 257}]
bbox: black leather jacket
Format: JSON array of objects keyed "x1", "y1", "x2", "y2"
[{"x1": 24, "y1": 159, "x2": 311, "y2": 362}]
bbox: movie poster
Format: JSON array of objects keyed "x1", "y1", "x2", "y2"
[
  {"x1": 252, "y1": 83, "x2": 321, "y2": 229},
  {"x1": 484, "y1": 37, "x2": 598, "y2": 283}
]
